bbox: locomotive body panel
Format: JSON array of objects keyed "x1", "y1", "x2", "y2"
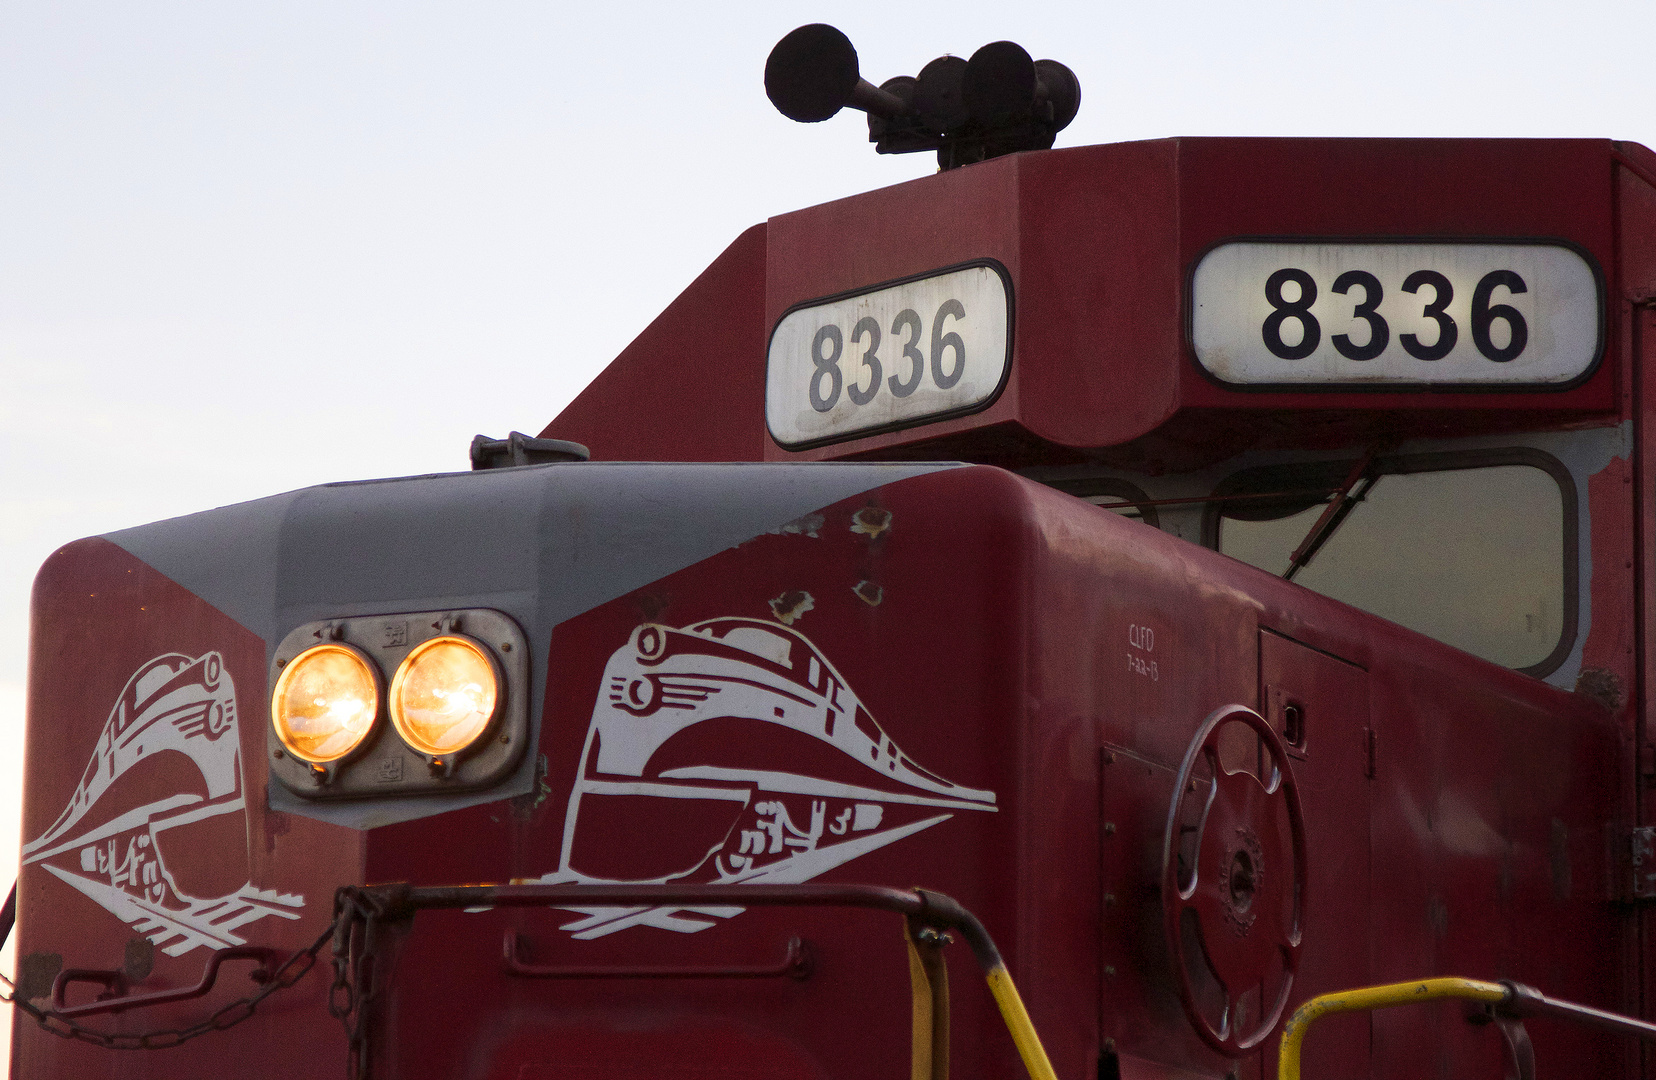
[
  {"x1": 11, "y1": 133, "x2": 1656, "y2": 1078},
  {"x1": 545, "y1": 138, "x2": 1624, "y2": 471},
  {"x1": 14, "y1": 539, "x2": 357, "y2": 1077},
  {"x1": 13, "y1": 462, "x2": 1627, "y2": 1078}
]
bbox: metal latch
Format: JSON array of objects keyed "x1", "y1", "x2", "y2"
[{"x1": 1620, "y1": 825, "x2": 1656, "y2": 901}]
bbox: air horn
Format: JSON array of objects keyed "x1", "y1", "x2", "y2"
[{"x1": 764, "y1": 24, "x2": 1081, "y2": 170}]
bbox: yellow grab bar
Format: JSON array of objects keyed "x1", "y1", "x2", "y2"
[
  {"x1": 904, "y1": 889, "x2": 1060, "y2": 1080},
  {"x1": 983, "y1": 963, "x2": 1060, "y2": 1080},
  {"x1": 1278, "y1": 977, "x2": 1506, "y2": 1080},
  {"x1": 906, "y1": 926, "x2": 950, "y2": 1080},
  {"x1": 1279, "y1": 974, "x2": 1656, "y2": 1079}
]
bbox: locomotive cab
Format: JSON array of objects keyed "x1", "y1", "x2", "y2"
[
  {"x1": 11, "y1": 45, "x2": 1656, "y2": 1080},
  {"x1": 533, "y1": 133, "x2": 1650, "y2": 1079}
]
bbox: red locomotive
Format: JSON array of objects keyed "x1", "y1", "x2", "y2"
[{"x1": 10, "y1": 24, "x2": 1656, "y2": 1080}]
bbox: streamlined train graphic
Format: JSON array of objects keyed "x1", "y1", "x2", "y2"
[
  {"x1": 534, "y1": 617, "x2": 997, "y2": 938},
  {"x1": 20, "y1": 51, "x2": 1656, "y2": 1072},
  {"x1": 21, "y1": 652, "x2": 304, "y2": 957}
]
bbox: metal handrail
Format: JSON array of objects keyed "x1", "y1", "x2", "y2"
[
  {"x1": 49, "y1": 946, "x2": 285, "y2": 1019},
  {"x1": 502, "y1": 929, "x2": 813, "y2": 980},
  {"x1": 337, "y1": 882, "x2": 1059, "y2": 1080},
  {"x1": 1278, "y1": 976, "x2": 1656, "y2": 1080}
]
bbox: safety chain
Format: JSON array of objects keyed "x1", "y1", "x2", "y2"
[
  {"x1": 329, "y1": 884, "x2": 415, "y2": 1080},
  {"x1": 0, "y1": 916, "x2": 337, "y2": 1052}
]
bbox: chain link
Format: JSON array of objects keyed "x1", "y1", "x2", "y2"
[
  {"x1": 329, "y1": 884, "x2": 414, "y2": 1079},
  {"x1": 6, "y1": 886, "x2": 407, "y2": 1078},
  {"x1": 1, "y1": 916, "x2": 336, "y2": 1052}
]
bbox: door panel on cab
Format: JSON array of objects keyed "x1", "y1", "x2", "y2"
[{"x1": 1258, "y1": 630, "x2": 1371, "y2": 1080}]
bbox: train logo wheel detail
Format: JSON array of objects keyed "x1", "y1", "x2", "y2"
[
  {"x1": 534, "y1": 617, "x2": 997, "y2": 938},
  {"x1": 22, "y1": 652, "x2": 304, "y2": 957}
]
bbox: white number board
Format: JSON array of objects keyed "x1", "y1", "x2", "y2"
[
  {"x1": 767, "y1": 264, "x2": 1011, "y2": 448},
  {"x1": 1191, "y1": 241, "x2": 1601, "y2": 387}
]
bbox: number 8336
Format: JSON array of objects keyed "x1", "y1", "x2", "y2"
[
  {"x1": 1261, "y1": 267, "x2": 1529, "y2": 363},
  {"x1": 808, "y1": 300, "x2": 967, "y2": 413}
]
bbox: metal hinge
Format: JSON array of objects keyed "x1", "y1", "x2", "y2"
[{"x1": 1618, "y1": 826, "x2": 1656, "y2": 901}]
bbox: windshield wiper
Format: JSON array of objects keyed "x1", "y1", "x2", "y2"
[{"x1": 1283, "y1": 448, "x2": 1379, "y2": 582}]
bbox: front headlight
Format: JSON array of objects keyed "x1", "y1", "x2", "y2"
[
  {"x1": 388, "y1": 635, "x2": 502, "y2": 759},
  {"x1": 270, "y1": 643, "x2": 381, "y2": 763},
  {"x1": 268, "y1": 608, "x2": 526, "y2": 799}
]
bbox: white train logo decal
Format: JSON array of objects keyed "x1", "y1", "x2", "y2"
[
  {"x1": 529, "y1": 617, "x2": 997, "y2": 938},
  {"x1": 22, "y1": 652, "x2": 303, "y2": 957}
]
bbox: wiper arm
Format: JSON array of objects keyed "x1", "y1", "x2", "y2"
[{"x1": 1284, "y1": 449, "x2": 1378, "y2": 582}]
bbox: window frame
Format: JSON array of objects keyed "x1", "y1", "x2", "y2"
[
  {"x1": 1044, "y1": 476, "x2": 1161, "y2": 528},
  {"x1": 1201, "y1": 447, "x2": 1578, "y2": 678}
]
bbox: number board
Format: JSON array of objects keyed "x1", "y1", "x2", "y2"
[
  {"x1": 766, "y1": 263, "x2": 1011, "y2": 448},
  {"x1": 1190, "y1": 241, "x2": 1602, "y2": 387}
]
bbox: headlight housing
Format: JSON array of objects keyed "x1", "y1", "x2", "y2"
[
  {"x1": 270, "y1": 644, "x2": 381, "y2": 765},
  {"x1": 267, "y1": 608, "x2": 527, "y2": 798},
  {"x1": 389, "y1": 635, "x2": 502, "y2": 760}
]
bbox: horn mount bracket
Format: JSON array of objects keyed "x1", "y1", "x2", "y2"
[{"x1": 765, "y1": 24, "x2": 1081, "y2": 170}]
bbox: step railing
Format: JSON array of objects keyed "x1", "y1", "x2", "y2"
[
  {"x1": 331, "y1": 882, "x2": 1058, "y2": 1080},
  {"x1": 1278, "y1": 976, "x2": 1656, "y2": 1080}
]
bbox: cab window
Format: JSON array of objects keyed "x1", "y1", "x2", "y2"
[{"x1": 1208, "y1": 452, "x2": 1574, "y2": 675}]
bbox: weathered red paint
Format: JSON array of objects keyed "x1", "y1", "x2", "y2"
[
  {"x1": 13, "y1": 136, "x2": 1656, "y2": 1080},
  {"x1": 546, "y1": 139, "x2": 1622, "y2": 469},
  {"x1": 14, "y1": 540, "x2": 355, "y2": 1077}
]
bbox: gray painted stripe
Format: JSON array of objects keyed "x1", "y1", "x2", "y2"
[{"x1": 105, "y1": 461, "x2": 963, "y2": 829}]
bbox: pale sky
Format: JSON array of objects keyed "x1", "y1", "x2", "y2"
[{"x1": 5, "y1": 0, "x2": 1655, "y2": 1066}]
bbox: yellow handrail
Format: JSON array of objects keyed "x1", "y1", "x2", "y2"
[
  {"x1": 1277, "y1": 977, "x2": 1507, "y2": 1080},
  {"x1": 903, "y1": 918, "x2": 1058, "y2": 1080},
  {"x1": 906, "y1": 927, "x2": 950, "y2": 1080},
  {"x1": 982, "y1": 963, "x2": 1061, "y2": 1080}
]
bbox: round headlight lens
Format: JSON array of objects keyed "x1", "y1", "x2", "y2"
[
  {"x1": 271, "y1": 644, "x2": 380, "y2": 763},
  {"x1": 389, "y1": 636, "x2": 501, "y2": 758}
]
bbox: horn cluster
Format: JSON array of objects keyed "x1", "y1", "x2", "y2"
[{"x1": 765, "y1": 24, "x2": 1080, "y2": 170}]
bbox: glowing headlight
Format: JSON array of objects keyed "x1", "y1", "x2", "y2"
[
  {"x1": 270, "y1": 644, "x2": 381, "y2": 763},
  {"x1": 388, "y1": 636, "x2": 501, "y2": 758}
]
